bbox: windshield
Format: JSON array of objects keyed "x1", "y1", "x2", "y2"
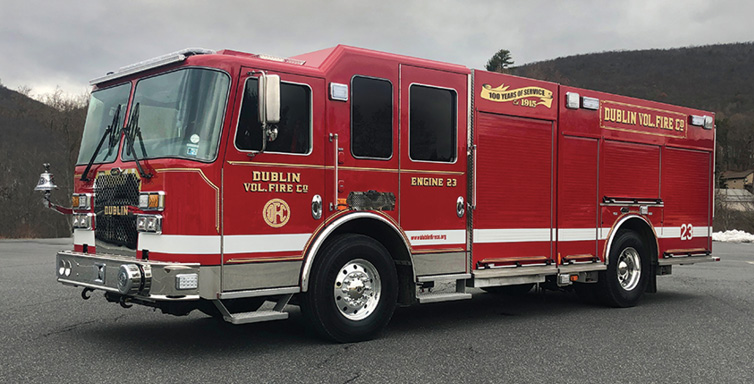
[
  {"x1": 76, "y1": 83, "x2": 130, "y2": 165},
  {"x1": 122, "y1": 68, "x2": 230, "y2": 162}
]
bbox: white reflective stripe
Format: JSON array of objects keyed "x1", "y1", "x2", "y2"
[
  {"x1": 473, "y1": 228, "x2": 551, "y2": 243},
  {"x1": 138, "y1": 234, "x2": 221, "y2": 254},
  {"x1": 405, "y1": 230, "x2": 466, "y2": 246},
  {"x1": 599, "y1": 228, "x2": 611, "y2": 240},
  {"x1": 557, "y1": 228, "x2": 598, "y2": 242},
  {"x1": 73, "y1": 229, "x2": 95, "y2": 245},
  {"x1": 661, "y1": 226, "x2": 682, "y2": 238},
  {"x1": 224, "y1": 233, "x2": 311, "y2": 254},
  {"x1": 659, "y1": 226, "x2": 712, "y2": 238}
]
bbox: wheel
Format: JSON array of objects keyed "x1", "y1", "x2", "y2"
[
  {"x1": 198, "y1": 298, "x2": 264, "y2": 319},
  {"x1": 300, "y1": 234, "x2": 398, "y2": 343},
  {"x1": 482, "y1": 283, "x2": 534, "y2": 296},
  {"x1": 597, "y1": 230, "x2": 649, "y2": 307}
]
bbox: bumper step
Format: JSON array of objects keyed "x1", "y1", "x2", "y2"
[
  {"x1": 214, "y1": 293, "x2": 293, "y2": 325},
  {"x1": 224, "y1": 310, "x2": 289, "y2": 325}
]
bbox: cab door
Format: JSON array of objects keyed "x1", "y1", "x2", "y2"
[
  {"x1": 221, "y1": 68, "x2": 326, "y2": 292},
  {"x1": 399, "y1": 65, "x2": 469, "y2": 276}
]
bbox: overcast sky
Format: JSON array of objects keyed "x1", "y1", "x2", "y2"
[{"x1": 1, "y1": 0, "x2": 751, "y2": 97}]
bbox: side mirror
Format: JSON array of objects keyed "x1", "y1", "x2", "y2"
[{"x1": 258, "y1": 74, "x2": 280, "y2": 125}]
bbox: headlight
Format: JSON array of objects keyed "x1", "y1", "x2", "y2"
[
  {"x1": 136, "y1": 214, "x2": 162, "y2": 234},
  {"x1": 72, "y1": 213, "x2": 95, "y2": 230},
  {"x1": 139, "y1": 191, "x2": 165, "y2": 211}
]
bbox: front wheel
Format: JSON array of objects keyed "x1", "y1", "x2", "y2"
[
  {"x1": 300, "y1": 234, "x2": 398, "y2": 343},
  {"x1": 597, "y1": 230, "x2": 649, "y2": 307}
]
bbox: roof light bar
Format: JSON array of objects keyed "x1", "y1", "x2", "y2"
[
  {"x1": 90, "y1": 48, "x2": 215, "y2": 86},
  {"x1": 254, "y1": 54, "x2": 306, "y2": 66}
]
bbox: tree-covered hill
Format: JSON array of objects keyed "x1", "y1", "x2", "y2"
[
  {"x1": 512, "y1": 42, "x2": 754, "y2": 173},
  {"x1": 0, "y1": 85, "x2": 86, "y2": 237}
]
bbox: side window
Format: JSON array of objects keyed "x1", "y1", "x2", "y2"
[
  {"x1": 409, "y1": 85, "x2": 457, "y2": 162},
  {"x1": 236, "y1": 78, "x2": 311, "y2": 154},
  {"x1": 351, "y1": 76, "x2": 392, "y2": 159}
]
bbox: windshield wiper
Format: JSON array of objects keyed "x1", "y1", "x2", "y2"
[
  {"x1": 81, "y1": 105, "x2": 121, "y2": 181},
  {"x1": 124, "y1": 103, "x2": 152, "y2": 179}
]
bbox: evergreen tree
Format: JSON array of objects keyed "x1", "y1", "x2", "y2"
[{"x1": 486, "y1": 49, "x2": 514, "y2": 72}]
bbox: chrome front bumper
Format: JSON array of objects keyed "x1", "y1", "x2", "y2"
[{"x1": 56, "y1": 250, "x2": 201, "y2": 300}]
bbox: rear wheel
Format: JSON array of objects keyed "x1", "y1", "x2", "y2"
[
  {"x1": 597, "y1": 230, "x2": 649, "y2": 307},
  {"x1": 300, "y1": 234, "x2": 398, "y2": 343}
]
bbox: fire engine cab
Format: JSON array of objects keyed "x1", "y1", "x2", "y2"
[{"x1": 36, "y1": 46, "x2": 718, "y2": 342}]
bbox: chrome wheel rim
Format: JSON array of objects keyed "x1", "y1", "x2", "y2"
[
  {"x1": 333, "y1": 259, "x2": 381, "y2": 321},
  {"x1": 617, "y1": 247, "x2": 641, "y2": 291}
]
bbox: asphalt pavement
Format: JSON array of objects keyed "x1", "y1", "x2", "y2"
[{"x1": 1, "y1": 238, "x2": 753, "y2": 383}]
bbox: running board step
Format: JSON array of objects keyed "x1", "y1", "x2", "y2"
[
  {"x1": 658, "y1": 255, "x2": 719, "y2": 266},
  {"x1": 473, "y1": 264, "x2": 558, "y2": 279},
  {"x1": 417, "y1": 292, "x2": 472, "y2": 304},
  {"x1": 224, "y1": 310, "x2": 289, "y2": 325}
]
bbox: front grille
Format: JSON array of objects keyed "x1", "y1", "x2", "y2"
[{"x1": 94, "y1": 172, "x2": 140, "y2": 255}]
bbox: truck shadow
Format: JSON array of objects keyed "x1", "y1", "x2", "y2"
[{"x1": 80, "y1": 289, "x2": 698, "y2": 356}]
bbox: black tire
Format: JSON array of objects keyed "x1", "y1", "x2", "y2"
[
  {"x1": 198, "y1": 298, "x2": 264, "y2": 319},
  {"x1": 300, "y1": 234, "x2": 398, "y2": 343},
  {"x1": 482, "y1": 283, "x2": 534, "y2": 296},
  {"x1": 597, "y1": 230, "x2": 649, "y2": 307}
]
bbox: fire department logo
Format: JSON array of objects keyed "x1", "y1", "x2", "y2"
[{"x1": 263, "y1": 199, "x2": 290, "y2": 228}]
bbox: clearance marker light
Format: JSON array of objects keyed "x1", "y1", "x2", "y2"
[
  {"x1": 139, "y1": 191, "x2": 165, "y2": 211},
  {"x1": 566, "y1": 92, "x2": 580, "y2": 109},
  {"x1": 704, "y1": 115, "x2": 714, "y2": 130},
  {"x1": 690, "y1": 115, "x2": 714, "y2": 129},
  {"x1": 581, "y1": 96, "x2": 600, "y2": 110},
  {"x1": 175, "y1": 273, "x2": 199, "y2": 290}
]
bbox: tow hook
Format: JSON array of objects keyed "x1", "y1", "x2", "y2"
[
  {"x1": 81, "y1": 288, "x2": 94, "y2": 300},
  {"x1": 119, "y1": 296, "x2": 133, "y2": 309}
]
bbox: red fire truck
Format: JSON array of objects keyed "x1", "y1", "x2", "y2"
[{"x1": 36, "y1": 46, "x2": 718, "y2": 342}]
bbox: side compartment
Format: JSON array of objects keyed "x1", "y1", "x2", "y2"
[
  {"x1": 557, "y1": 135, "x2": 600, "y2": 266},
  {"x1": 659, "y1": 147, "x2": 712, "y2": 255},
  {"x1": 472, "y1": 113, "x2": 556, "y2": 279}
]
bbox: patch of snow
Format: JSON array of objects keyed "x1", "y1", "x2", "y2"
[{"x1": 712, "y1": 230, "x2": 754, "y2": 243}]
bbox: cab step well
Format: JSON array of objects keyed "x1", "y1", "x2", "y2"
[{"x1": 416, "y1": 274, "x2": 472, "y2": 304}]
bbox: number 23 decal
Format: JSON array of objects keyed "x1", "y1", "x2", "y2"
[{"x1": 680, "y1": 223, "x2": 694, "y2": 241}]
